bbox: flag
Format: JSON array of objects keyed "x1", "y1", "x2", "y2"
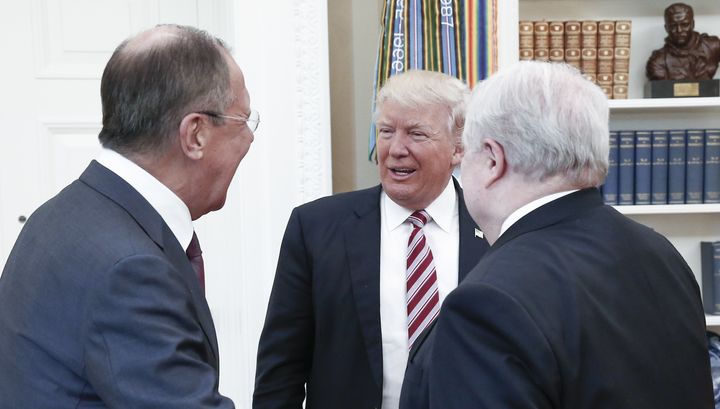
[{"x1": 368, "y1": 0, "x2": 498, "y2": 160}]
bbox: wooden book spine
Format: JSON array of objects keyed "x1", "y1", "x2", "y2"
[
  {"x1": 581, "y1": 48, "x2": 598, "y2": 80},
  {"x1": 597, "y1": 73, "x2": 614, "y2": 99},
  {"x1": 549, "y1": 21, "x2": 565, "y2": 56},
  {"x1": 614, "y1": 20, "x2": 632, "y2": 48},
  {"x1": 613, "y1": 20, "x2": 631, "y2": 99},
  {"x1": 565, "y1": 48, "x2": 581, "y2": 70},
  {"x1": 598, "y1": 21, "x2": 615, "y2": 49},
  {"x1": 613, "y1": 84, "x2": 628, "y2": 99},
  {"x1": 534, "y1": 21, "x2": 549, "y2": 61},
  {"x1": 598, "y1": 20, "x2": 615, "y2": 96},
  {"x1": 598, "y1": 48, "x2": 614, "y2": 75},
  {"x1": 549, "y1": 49, "x2": 565, "y2": 62},
  {"x1": 614, "y1": 47, "x2": 630, "y2": 74},
  {"x1": 519, "y1": 21, "x2": 534, "y2": 61},
  {"x1": 613, "y1": 72, "x2": 629, "y2": 85},
  {"x1": 534, "y1": 48, "x2": 550, "y2": 62},
  {"x1": 581, "y1": 21, "x2": 598, "y2": 49},
  {"x1": 564, "y1": 21, "x2": 581, "y2": 50}
]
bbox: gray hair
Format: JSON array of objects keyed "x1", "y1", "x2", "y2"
[
  {"x1": 374, "y1": 70, "x2": 470, "y2": 142},
  {"x1": 463, "y1": 61, "x2": 609, "y2": 187},
  {"x1": 98, "y1": 24, "x2": 235, "y2": 155}
]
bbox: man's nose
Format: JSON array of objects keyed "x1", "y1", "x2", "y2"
[{"x1": 388, "y1": 133, "x2": 410, "y2": 156}]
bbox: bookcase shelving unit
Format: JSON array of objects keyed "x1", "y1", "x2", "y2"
[{"x1": 499, "y1": 0, "x2": 720, "y2": 327}]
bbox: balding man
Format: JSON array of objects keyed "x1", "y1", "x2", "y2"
[{"x1": 0, "y1": 24, "x2": 257, "y2": 408}]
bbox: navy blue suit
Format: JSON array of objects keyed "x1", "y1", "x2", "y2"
[
  {"x1": 0, "y1": 161, "x2": 233, "y2": 408},
  {"x1": 400, "y1": 188, "x2": 713, "y2": 409},
  {"x1": 253, "y1": 179, "x2": 489, "y2": 409}
]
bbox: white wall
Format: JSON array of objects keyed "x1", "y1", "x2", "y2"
[
  {"x1": 197, "y1": 1, "x2": 333, "y2": 406},
  {"x1": 0, "y1": 1, "x2": 333, "y2": 407}
]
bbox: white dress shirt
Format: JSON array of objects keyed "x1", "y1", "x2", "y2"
[
  {"x1": 499, "y1": 189, "x2": 579, "y2": 238},
  {"x1": 95, "y1": 148, "x2": 194, "y2": 250},
  {"x1": 379, "y1": 180, "x2": 459, "y2": 409}
]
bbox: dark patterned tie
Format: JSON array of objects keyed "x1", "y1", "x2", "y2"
[
  {"x1": 406, "y1": 210, "x2": 440, "y2": 349},
  {"x1": 186, "y1": 231, "x2": 205, "y2": 294}
]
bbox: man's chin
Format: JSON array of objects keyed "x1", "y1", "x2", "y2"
[
  {"x1": 382, "y1": 184, "x2": 415, "y2": 205},
  {"x1": 674, "y1": 37, "x2": 689, "y2": 46}
]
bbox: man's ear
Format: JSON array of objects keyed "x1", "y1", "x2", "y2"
[
  {"x1": 451, "y1": 137, "x2": 464, "y2": 167},
  {"x1": 482, "y1": 138, "x2": 507, "y2": 188},
  {"x1": 178, "y1": 113, "x2": 207, "y2": 160}
]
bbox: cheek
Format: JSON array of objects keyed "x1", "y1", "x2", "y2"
[
  {"x1": 376, "y1": 140, "x2": 391, "y2": 161},
  {"x1": 234, "y1": 135, "x2": 253, "y2": 159}
]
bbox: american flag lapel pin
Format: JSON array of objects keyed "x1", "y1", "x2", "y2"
[{"x1": 474, "y1": 228, "x2": 484, "y2": 239}]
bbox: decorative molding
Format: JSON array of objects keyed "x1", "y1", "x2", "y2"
[
  {"x1": 31, "y1": 0, "x2": 136, "y2": 79},
  {"x1": 30, "y1": 0, "x2": 233, "y2": 79},
  {"x1": 292, "y1": 0, "x2": 332, "y2": 203}
]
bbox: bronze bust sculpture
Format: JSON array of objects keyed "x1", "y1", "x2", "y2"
[{"x1": 646, "y1": 3, "x2": 720, "y2": 81}]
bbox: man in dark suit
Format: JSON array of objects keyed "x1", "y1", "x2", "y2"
[
  {"x1": 0, "y1": 24, "x2": 258, "y2": 408},
  {"x1": 400, "y1": 61, "x2": 714, "y2": 409},
  {"x1": 253, "y1": 70, "x2": 489, "y2": 409}
]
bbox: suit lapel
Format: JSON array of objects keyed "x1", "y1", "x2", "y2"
[
  {"x1": 79, "y1": 160, "x2": 220, "y2": 362},
  {"x1": 161, "y1": 226, "x2": 220, "y2": 364},
  {"x1": 339, "y1": 181, "x2": 493, "y2": 390},
  {"x1": 342, "y1": 185, "x2": 384, "y2": 392}
]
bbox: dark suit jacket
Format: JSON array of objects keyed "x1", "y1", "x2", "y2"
[
  {"x1": 253, "y1": 179, "x2": 488, "y2": 409},
  {"x1": 0, "y1": 161, "x2": 234, "y2": 409},
  {"x1": 400, "y1": 188, "x2": 713, "y2": 409}
]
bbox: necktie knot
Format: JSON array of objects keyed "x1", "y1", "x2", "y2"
[
  {"x1": 186, "y1": 232, "x2": 202, "y2": 259},
  {"x1": 407, "y1": 210, "x2": 431, "y2": 229}
]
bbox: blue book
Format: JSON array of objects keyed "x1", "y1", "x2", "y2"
[
  {"x1": 685, "y1": 129, "x2": 705, "y2": 204},
  {"x1": 618, "y1": 131, "x2": 635, "y2": 205},
  {"x1": 603, "y1": 131, "x2": 619, "y2": 205},
  {"x1": 704, "y1": 129, "x2": 720, "y2": 203},
  {"x1": 634, "y1": 131, "x2": 652, "y2": 205},
  {"x1": 701, "y1": 241, "x2": 720, "y2": 314},
  {"x1": 668, "y1": 130, "x2": 687, "y2": 204},
  {"x1": 651, "y1": 130, "x2": 669, "y2": 204}
]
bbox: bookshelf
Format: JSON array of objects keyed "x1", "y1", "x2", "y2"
[
  {"x1": 609, "y1": 97, "x2": 720, "y2": 110},
  {"x1": 501, "y1": 0, "x2": 720, "y2": 328},
  {"x1": 615, "y1": 204, "x2": 720, "y2": 215},
  {"x1": 707, "y1": 315, "x2": 720, "y2": 326}
]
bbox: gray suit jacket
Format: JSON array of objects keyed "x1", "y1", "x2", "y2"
[{"x1": 0, "y1": 161, "x2": 234, "y2": 408}]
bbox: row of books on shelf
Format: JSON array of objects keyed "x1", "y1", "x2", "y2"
[
  {"x1": 601, "y1": 129, "x2": 720, "y2": 205},
  {"x1": 519, "y1": 20, "x2": 631, "y2": 99},
  {"x1": 702, "y1": 241, "x2": 720, "y2": 315}
]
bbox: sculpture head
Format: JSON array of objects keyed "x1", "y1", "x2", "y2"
[{"x1": 664, "y1": 3, "x2": 695, "y2": 47}]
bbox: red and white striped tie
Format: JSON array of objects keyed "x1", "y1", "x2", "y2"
[{"x1": 406, "y1": 210, "x2": 440, "y2": 349}]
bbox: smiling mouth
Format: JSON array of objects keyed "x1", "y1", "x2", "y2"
[{"x1": 391, "y1": 167, "x2": 416, "y2": 176}]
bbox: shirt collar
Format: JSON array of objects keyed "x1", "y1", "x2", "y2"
[
  {"x1": 96, "y1": 148, "x2": 194, "y2": 250},
  {"x1": 382, "y1": 179, "x2": 457, "y2": 232},
  {"x1": 499, "y1": 189, "x2": 578, "y2": 238}
]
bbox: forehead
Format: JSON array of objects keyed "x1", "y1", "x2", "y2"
[
  {"x1": 227, "y1": 56, "x2": 250, "y2": 111},
  {"x1": 667, "y1": 9, "x2": 691, "y2": 23},
  {"x1": 376, "y1": 99, "x2": 448, "y2": 128}
]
